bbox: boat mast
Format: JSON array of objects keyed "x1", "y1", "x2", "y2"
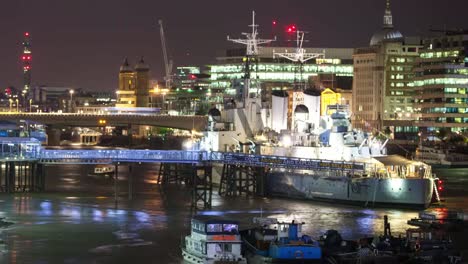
[
  {"x1": 227, "y1": 11, "x2": 275, "y2": 106},
  {"x1": 274, "y1": 30, "x2": 324, "y2": 90}
]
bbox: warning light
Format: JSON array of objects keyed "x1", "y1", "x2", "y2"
[
  {"x1": 272, "y1": 20, "x2": 277, "y2": 26},
  {"x1": 286, "y1": 24, "x2": 297, "y2": 33},
  {"x1": 437, "y1": 180, "x2": 444, "y2": 191},
  {"x1": 189, "y1": 74, "x2": 197, "y2": 80},
  {"x1": 25, "y1": 32, "x2": 29, "y2": 37}
]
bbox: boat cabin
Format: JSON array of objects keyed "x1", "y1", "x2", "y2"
[{"x1": 186, "y1": 216, "x2": 243, "y2": 261}]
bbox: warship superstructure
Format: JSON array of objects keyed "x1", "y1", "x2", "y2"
[{"x1": 199, "y1": 11, "x2": 438, "y2": 208}]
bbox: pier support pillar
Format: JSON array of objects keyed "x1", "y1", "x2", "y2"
[
  {"x1": 255, "y1": 167, "x2": 267, "y2": 197},
  {"x1": 191, "y1": 164, "x2": 212, "y2": 209},
  {"x1": 128, "y1": 164, "x2": 133, "y2": 200},
  {"x1": 219, "y1": 164, "x2": 256, "y2": 197},
  {"x1": 46, "y1": 127, "x2": 62, "y2": 146},
  {"x1": 114, "y1": 163, "x2": 119, "y2": 207}
]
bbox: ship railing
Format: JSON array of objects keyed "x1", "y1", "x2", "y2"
[{"x1": 210, "y1": 151, "x2": 366, "y2": 172}]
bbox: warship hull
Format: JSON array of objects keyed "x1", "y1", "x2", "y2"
[{"x1": 267, "y1": 171, "x2": 434, "y2": 208}]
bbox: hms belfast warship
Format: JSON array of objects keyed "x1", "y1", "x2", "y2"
[{"x1": 199, "y1": 11, "x2": 439, "y2": 208}]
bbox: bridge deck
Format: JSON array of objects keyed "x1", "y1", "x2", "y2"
[{"x1": 5, "y1": 149, "x2": 366, "y2": 171}]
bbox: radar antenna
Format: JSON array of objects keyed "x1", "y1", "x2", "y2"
[{"x1": 274, "y1": 30, "x2": 324, "y2": 90}]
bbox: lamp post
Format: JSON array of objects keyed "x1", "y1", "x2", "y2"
[
  {"x1": 69, "y1": 89, "x2": 74, "y2": 113},
  {"x1": 15, "y1": 98, "x2": 19, "y2": 112},
  {"x1": 29, "y1": 99, "x2": 33, "y2": 112}
]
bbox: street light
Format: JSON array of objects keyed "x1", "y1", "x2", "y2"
[{"x1": 69, "y1": 89, "x2": 74, "y2": 113}]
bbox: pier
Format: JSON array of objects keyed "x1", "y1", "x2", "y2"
[{"x1": 0, "y1": 138, "x2": 367, "y2": 208}]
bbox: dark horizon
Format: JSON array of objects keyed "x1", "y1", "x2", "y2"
[{"x1": 1, "y1": 0, "x2": 467, "y2": 92}]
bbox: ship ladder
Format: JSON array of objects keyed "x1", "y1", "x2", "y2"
[
  {"x1": 433, "y1": 178, "x2": 441, "y2": 203},
  {"x1": 364, "y1": 178, "x2": 379, "y2": 207}
]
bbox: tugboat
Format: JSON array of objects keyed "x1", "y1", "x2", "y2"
[
  {"x1": 182, "y1": 215, "x2": 247, "y2": 264},
  {"x1": 241, "y1": 217, "x2": 322, "y2": 263}
]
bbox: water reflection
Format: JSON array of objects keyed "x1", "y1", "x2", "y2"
[{"x1": 0, "y1": 165, "x2": 465, "y2": 264}]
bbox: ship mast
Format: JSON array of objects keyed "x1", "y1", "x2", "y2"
[
  {"x1": 227, "y1": 11, "x2": 275, "y2": 106},
  {"x1": 274, "y1": 31, "x2": 324, "y2": 90}
]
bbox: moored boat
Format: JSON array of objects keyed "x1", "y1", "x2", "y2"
[
  {"x1": 182, "y1": 216, "x2": 247, "y2": 264},
  {"x1": 240, "y1": 217, "x2": 321, "y2": 263},
  {"x1": 415, "y1": 145, "x2": 468, "y2": 168},
  {"x1": 88, "y1": 164, "x2": 115, "y2": 180}
]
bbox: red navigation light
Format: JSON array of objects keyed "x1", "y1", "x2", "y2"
[
  {"x1": 25, "y1": 32, "x2": 29, "y2": 37},
  {"x1": 286, "y1": 24, "x2": 297, "y2": 33},
  {"x1": 27, "y1": 56, "x2": 31, "y2": 60},
  {"x1": 437, "y1": 180, "x2": 444, "y2": 191},
  {"x1": 22, "y1": 56, "x2": 26, "y2": 60},
  {"x1": 272, "y1": 20, "x2": 277, "y2": 26},
  {"x1": 189, "y1": 74, "x2": 197, "y2": 80}
]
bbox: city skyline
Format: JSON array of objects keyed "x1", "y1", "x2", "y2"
[{"x1": 1, "y1": 0, "x2": 467, "y2": 92}]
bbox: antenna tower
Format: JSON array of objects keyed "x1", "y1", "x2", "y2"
[{"x1": 274, "y1": 31, "x2": 324, "y2": 90}]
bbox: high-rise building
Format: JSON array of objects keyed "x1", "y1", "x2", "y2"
[
  {"x1": 22, "y1": 32, "x2": 32, "y2": 103},
  {"x1": 413, "y1": 31, "x2": 468, "y2": 134},
  {"x1": 210, "y1": 46, "x2": 354, "y2": 100},
  {"x1": 352, "y1": 0, "x2": 422, "y2": 132}
]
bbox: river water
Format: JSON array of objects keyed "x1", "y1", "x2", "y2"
[{"x1": 0, "y1": 165, "x2": 466, "y2": 264}]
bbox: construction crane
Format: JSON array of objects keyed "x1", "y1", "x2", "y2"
[{"x1": 159, "y1": 19, "x2": 173, "y2": 89}]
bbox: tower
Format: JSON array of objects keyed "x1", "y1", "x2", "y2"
[
  {"x1": 22, "y1": 32, "x2": 32, "y2": 103},
  {"x1": 118, "y1": 58, "x2": 135, "y2": 90},
  {"x1": 116, "y1": 58, "x2": 137, "y2": 108},
  {"x1": 383, "y1": 0, "x2": 393, "y2": 28},
  {"x1": 134, "y1": 57, "x2": 150, "y2": 108}
]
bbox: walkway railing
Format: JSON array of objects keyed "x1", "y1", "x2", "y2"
[
  {"x1": 38, "y1": 150, "x2": 208, "y2": 164},
  {"x1": 0, "y1": 148, "x2": 365, "y2": 172}
]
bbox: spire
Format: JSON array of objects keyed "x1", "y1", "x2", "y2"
[
  {"x1": 119, "y1": 57, "x2": 132, "y2": 72},
  {"x1": 383, "y1": 0, "x2": 393, "y2": 28},
  {"x1": 135, "y1": 56, "x2": 149, "y2": 71}
]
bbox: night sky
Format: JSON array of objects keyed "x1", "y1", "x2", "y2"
[{"x1": 1, "y1": 0, "x2": 467, "y2": 92}]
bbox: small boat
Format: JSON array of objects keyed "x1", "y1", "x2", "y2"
[
  {"x1": 89, "y1": 165, "x2": 115, "y2": 180},
  {"x1": 240, "y1": 217, "x2": 322, "y2": 263},
  {"x1": 182, "y1": 215, "x2": 247, "y2": 264},
  {"x1": 415, "y1": 146, "x2": 468, "y2": 167}
]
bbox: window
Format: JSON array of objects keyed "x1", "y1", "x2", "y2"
[
  {"x1": 207, "y1": 224, "x2": 222, "y2": 232},
  {"x1": 223, "y1": 224, "x2": 238, "y2": 233}
]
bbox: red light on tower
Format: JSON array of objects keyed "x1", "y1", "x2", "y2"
[
  {"x1": 25, "y1": 32, "x2": 29, "y2": 37},
  {"x1": 272, "y1": 20, "x2": 277, "y2": 26}
]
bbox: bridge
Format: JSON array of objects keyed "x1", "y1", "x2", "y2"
[
  {"x1": 0, "y1": 138, "x2": 367, "y2": 207},
  {"x1": 0, "y1": 113, "x2": 207, "y2": 131},
  {"x1": 0, "y1": 137, "x2": 365, "y2": 170}
]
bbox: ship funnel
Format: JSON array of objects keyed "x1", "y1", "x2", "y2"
[
  {"x1": 303, "y1": 89, "x2": 320, "y2": 131},
  {"x1": 271, "y1": 90, "x2": 288, "y2": 132}
]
